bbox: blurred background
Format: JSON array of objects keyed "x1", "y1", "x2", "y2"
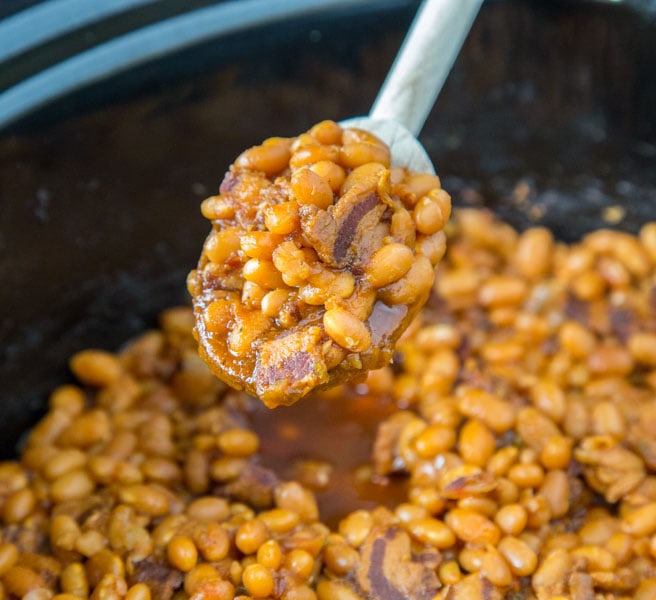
[{"x1": 0, "y1": 0, "x2": 655, "y2": 455}]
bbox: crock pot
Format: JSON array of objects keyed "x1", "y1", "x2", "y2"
[{"x1": 0, "y1": 0, "x2": 655, "y2": 457}]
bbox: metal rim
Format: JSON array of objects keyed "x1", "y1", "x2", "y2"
[{"x1": 0, "y1": 0, "x2": 408, "y2": 130}]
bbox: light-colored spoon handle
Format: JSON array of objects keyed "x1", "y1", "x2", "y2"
[{"x1": 370, "y1": 0, "x2": 483, "y2": 136}]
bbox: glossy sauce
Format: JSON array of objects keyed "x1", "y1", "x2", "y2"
[{"x1": 251, "y1": 385, "x2": 408, "y2": 528}]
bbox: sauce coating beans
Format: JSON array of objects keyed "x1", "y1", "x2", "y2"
[
  {"x1": 188, "y1": 120, "x2": 449, "y2": 407},
  {"x1": 2, "y1": 209, "x2": 656, "y2": 599}
]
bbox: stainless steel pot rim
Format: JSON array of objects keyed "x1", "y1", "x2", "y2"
[
  {"x1": 0, "y1": 0, "x2": 405, "y2": 130},
  {"x1": 1, "y1": 0, "x2": 654, "y2": 132},
  {"x1": 1, "y1": 0, "x2": 653, "y2": 67},
  {"x1": 0, "y1": 0, "x2": 158, "y2": 64}
]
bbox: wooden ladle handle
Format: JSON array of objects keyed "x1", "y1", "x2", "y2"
[{"x1": 370, "y1": 0, "x2": 483, "y2": 136}]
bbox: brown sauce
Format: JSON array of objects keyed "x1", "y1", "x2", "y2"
[{"x1": 252, "y1": 386, "x2": 407, "y2": 527}]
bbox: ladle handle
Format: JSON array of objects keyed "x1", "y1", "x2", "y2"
[{"x1": 370, "y1": 0, "x2": 483, "y2": 136}]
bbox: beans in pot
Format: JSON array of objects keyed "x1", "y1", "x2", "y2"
[{"x1": 1, "y1": 208, "x2": 656, "y2": 599}]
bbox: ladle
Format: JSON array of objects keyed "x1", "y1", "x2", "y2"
[
  {"x1": 342, "y1": 0, "x2": 483, "y2": 174},
  {"x1": 190, "y1": 0, "x2": 484, "y2": 406}
]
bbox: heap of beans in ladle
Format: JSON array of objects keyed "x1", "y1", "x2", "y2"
[{"x1": 188, "y1": 120, "x2": 450, "y2": 407}]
